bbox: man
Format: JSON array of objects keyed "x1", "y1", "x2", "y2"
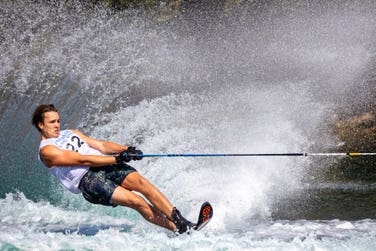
[{"x1": 32, "y1": 104, "x2": 194, "y2": 234}]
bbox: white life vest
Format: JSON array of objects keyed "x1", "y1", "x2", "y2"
[{"x1": 38, "y1": 129, "x2": 102, "y2": 194}]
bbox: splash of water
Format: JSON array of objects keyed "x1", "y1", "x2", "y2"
[{"x1": 0, "y1": 0, "x2": 375, "y2": 218}]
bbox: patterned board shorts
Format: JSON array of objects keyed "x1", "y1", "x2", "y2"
[{"x1": 78, "y1": 164, "x2": 137, "y2": 206}]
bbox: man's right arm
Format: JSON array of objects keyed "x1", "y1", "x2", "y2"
[{"x1": 40, "y1": 145, "x2": 117, "y2": 168}]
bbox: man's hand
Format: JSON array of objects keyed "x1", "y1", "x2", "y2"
[{"x1": 115, "y1": 146, "x2": 143, "y2": 163}]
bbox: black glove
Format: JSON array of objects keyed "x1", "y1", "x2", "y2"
[{"x1": 115, "y1": 146, "x2": 143, "y2": 163}]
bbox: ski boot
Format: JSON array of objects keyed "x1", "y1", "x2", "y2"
[{"x1": 171, "y1": 207, "x2": 196, "y2": 234}]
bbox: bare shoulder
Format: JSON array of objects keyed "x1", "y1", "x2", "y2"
[
  {"x1": 40, "y1": 145, "x2": 61, "y2": 157},
  {"x1": 40, "y1": 144, "x2": 60, "y2": 155},
  {"x1": 40, "y1": 145, "x2": 62, "y2": 167}
]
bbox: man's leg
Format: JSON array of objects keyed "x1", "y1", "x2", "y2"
[
  {"x1": 111, "y1": 185, "x2": 176, "y2": 231},
  {"x1": 119, "y1": 172, "x2": 174, "y2": 219},
  {"x1": 119, "y1": 172, "x2": 195, "y2": 233}
]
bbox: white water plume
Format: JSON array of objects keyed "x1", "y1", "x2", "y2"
[{"x1": 91, "y1": 82, "x2": 325, "y2": 230}]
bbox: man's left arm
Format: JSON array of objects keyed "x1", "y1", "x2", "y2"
[{"x1": 71, "y1": 129, "x2": 129, "y2": 154}]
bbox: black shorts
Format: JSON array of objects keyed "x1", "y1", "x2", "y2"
[{"x1": 78, "y1": 164, "x2": 137, "y2": 206}]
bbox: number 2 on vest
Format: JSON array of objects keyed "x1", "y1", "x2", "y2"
[{"x1": 66, "y1": 136, "x2": 84, "y2": 152}]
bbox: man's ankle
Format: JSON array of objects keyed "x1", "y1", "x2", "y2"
[{"x1": 171, "y1": 207, "x2": 194, "y2": 234}]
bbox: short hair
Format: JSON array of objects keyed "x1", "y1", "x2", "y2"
[{"x1": 32, "y1": 104, "x2": 58, "y2": 132}]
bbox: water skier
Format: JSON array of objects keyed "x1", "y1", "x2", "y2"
[{"x1": 32, "y1": 104, "x2": 194, "y2": 234}]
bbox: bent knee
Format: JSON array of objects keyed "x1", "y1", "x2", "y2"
[
  {"x1": 123, "y1": 173, "x2": 153, "y2": 191},
  {"x1": 127, "y1": 196, "x2": 148, "y2": 210},
  {"x1": 112, "y1": 186, "x2": 146, "y2": 209},
  {"x1": 136, "y1": 176, "x2": 151, "y2": 187},
  {"x1": 134, "y1": 177, "x2": 155, "y2": 195}
]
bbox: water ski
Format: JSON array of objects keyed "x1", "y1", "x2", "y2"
[{"x1": 193, "y1": 201, "x2": 213, "y2": 231}]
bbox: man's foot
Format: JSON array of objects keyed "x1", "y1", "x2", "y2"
[{"x1": 171, "y1": 207, "x2": 196, "y2": 234}]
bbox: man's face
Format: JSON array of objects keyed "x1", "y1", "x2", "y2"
[{"x1": 39, "y1": 111, "x2": 60, "y2": 138}]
